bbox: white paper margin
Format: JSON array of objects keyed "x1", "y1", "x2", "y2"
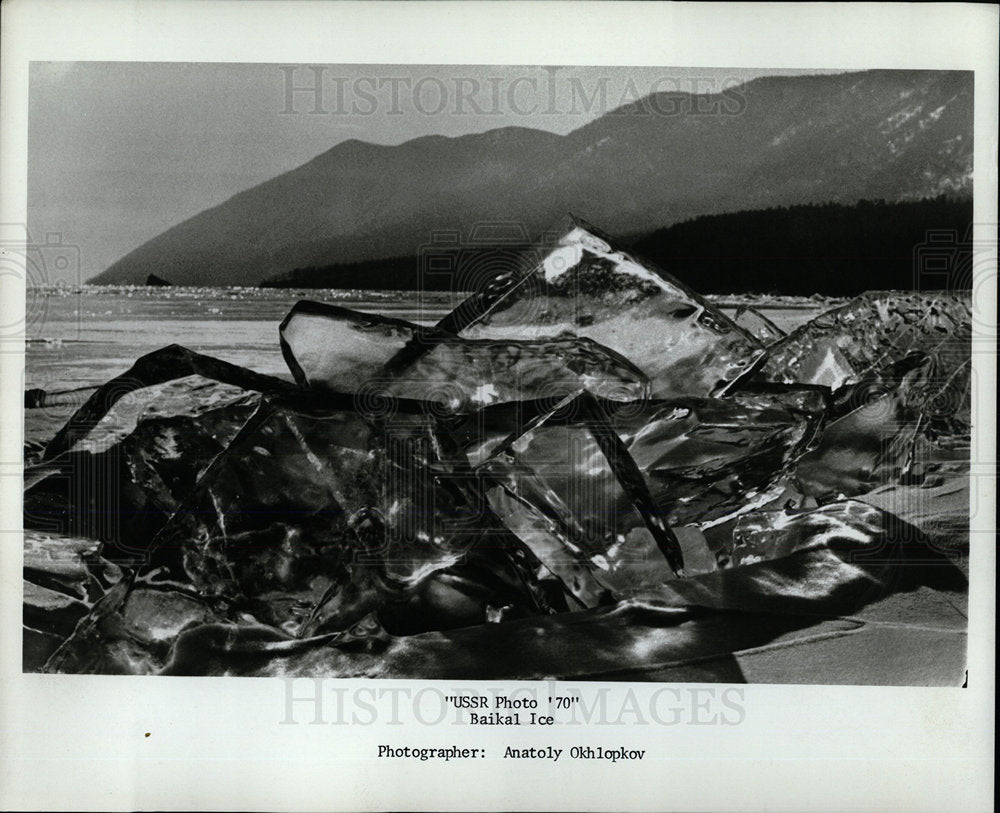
[{"x1": 1, "y1": 2, "x2": 996, "y2": 811}]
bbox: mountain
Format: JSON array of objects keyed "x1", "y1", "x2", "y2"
[{"x1": 93, "y1": 70, "x2": 973, "y2": 287}]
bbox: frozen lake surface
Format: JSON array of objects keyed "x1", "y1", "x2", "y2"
[
  {"x1": 24, "y1": 286, "x2": 826, "y2": 390},
  {"x1": 24, "y1": 287, "x2": 469, "y2": 391}
]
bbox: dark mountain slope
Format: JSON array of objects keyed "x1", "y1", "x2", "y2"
[{"x1": 260, "y1": 196, "x2": 973, "y2": 296}]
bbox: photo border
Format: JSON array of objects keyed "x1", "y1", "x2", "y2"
[{"x1": 1, "y1": 3, "x2": 996, "y2": 811}]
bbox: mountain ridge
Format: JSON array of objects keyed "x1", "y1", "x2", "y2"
[{"x1": 93, "y1": 70, "x2": 973, "y2": 286}]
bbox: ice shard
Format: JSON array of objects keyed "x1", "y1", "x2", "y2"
[
  {"x1": 466, "y1": 386, "x2": 831, "y2": 605},
  {"x1": 758, "y1": 290, "x2": 972, "y2": 391},
  {"x1": 475, "y1": 392, "x2": 687, "y2": 607},
  {"x1": 22, "y1": 529, "x2": 124, "y2": 671},
  {"x1": 22, "y1": 349, "x2": 287, "y2": 562},
  {"x1": 661, "y1": 498, "x2": 967, "y2": 618},
  {"x1": 279, "y1": 300, "x2": 650, "y2": 409},
  {"x1": 38, "y1": 344, "x2": 295, "y2": 462},
  {"x1": 794, "y1": 352, "x2": 967, "y2": 500},
  {"x1": 423, "y1": 216, "x2": 765, "y2": 398},
  {"x1": 608, "y1": 388, "x2": 827, "y2": 528},
  {"x1": 40, "y1": 573, "x2": 225, "y2": 675},
  {"x1": 731, "y1": 304, "x2": 787, "y2": 344},
  {"x1": 446, "y1": 385, "x2": 825, "y2": 521},
  {"x1": 146, "y1": 393, "x2": 546, "y2": 636}
]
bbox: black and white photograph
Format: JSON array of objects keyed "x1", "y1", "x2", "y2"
[
  {"x1": 1, "y1": 2, "x2": 995, "y2": 811},
  {"x1": 18, "y1": 60, "x2": 979, "y2": 683}
]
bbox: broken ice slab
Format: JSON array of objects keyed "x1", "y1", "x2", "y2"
[
  {"x1": 146, "y1": 394, "x2": 384, "y2": 632},
  {"x1": 149, "y1": 393, "x2": 541, "y2": 636},
  {"x1": 608, "y1": 388, "x2": 827, "y2": 528},
  {"x1": 758, "y1": 291, "x2": 972, "y2": 391},
  {"x1": 476, "y1": 392, "x2": 686, "y2": 607},
  {"x1": 719, "y1": 496, "x2": 969, "y2": 605},
  {"x1": 39, "y1": 344, "x2": 296, "y2": 462},
  {"x1": 279, "y1": 300, "x2": 650, "y2": 409},
  {"x1": 731, "y1": 304, "x2": 787, "y2": 344},
  {"x1": 40, "y1": 576, "x2": 226, "y2": 675},
  {"x1": 463, "y1": 387, "x2": 826, "y2": 606},
  {"x1": 794, "y1": 352, "x2": 966, "y2": 500},
  {"x1": 459, "y1": 387, "x2": 825, "y2": 538},
  {"x1": 23, "y1": 347, "x2": 285, "y2": 561},
  {"x1": 658, "y1": 499, "x2": 967, "y2": 616},
  {"x1": 725, "y1": 501, "x2": 886, "y2": 568},
  {"x1": 426, "y1": 216, "x2": 765, "y2": 398},
  {"x1": 23, "y1": 529, "x2": 122, "y2": 603}
]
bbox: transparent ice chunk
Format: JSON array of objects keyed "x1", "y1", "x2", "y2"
[{"x1": 428, "y1": 216, "x2": 765, "y2": 398}]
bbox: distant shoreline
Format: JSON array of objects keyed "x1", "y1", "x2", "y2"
[
  {"x1": 26, "y1": 285, "x2": 469, "y2": 302},
  {"x1": 26, "y1": 284, "x2": 850, "y2": 310}
]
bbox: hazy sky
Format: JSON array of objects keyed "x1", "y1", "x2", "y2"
[{"x1": 28, "y1": 63, "x2": 840, "y2": 282}]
